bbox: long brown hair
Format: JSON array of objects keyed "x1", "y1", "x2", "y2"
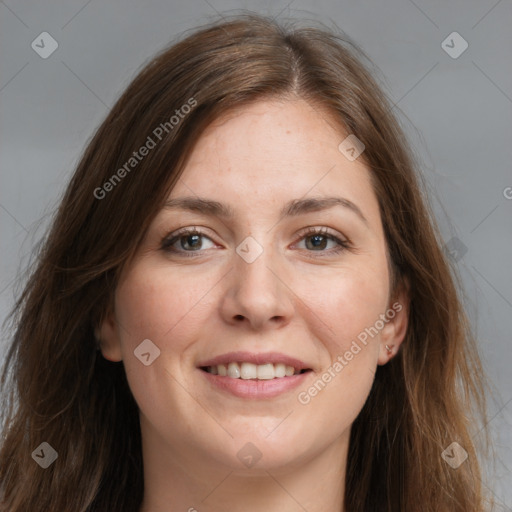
[{"x1": 0, "y1": 13, "x2": 490, "y2": 511}]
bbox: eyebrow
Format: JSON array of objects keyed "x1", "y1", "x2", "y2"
[{"x1": 163, "y1": 196, "x2": 369, "y2": 226}]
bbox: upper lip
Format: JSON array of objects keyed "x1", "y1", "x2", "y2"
[{"x1": 197, "y1": 351, "x2": 311, "y2": 370}]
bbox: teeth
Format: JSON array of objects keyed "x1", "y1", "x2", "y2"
[
  {"x1": 205, "y1": 362, "x2": 302, "y2": 379},
  {"x1": 274, "y1": 363, "x2": 286, "y2": 378},
  {"x1": 227, "y1": 362, "x2": 241, "y2": 378},
  {"x1": 240, "y1": 362, "x2": 257, "y2": 379},
  {"x1": 257, "y1": 363, "x2": 274, "y2": 380}
]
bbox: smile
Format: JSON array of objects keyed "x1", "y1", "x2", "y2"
[
  {"x1": 197, "y1": 351, "x2": 314, "y2": 399},
  {"x1": 201, "y1": 362, "x2": 309, "y2": 379}
]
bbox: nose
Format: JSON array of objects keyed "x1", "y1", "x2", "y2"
[{"x1": 219, "y1": 240, "x2": 295, "y2": 331}]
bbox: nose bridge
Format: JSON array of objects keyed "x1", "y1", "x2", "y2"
[{"x1": 235, "y1": 233, "x2": 280, "y2": 297}]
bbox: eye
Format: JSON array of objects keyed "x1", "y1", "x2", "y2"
[
  {"x1": 295, "y1": 227, "x2": 350, "y2": 256},
  {"x1": 161, "y1": 226, "x2": 351, "y2": 258},
  {"x1": 161, "y1": 227, "x2": 216, "y2": 256}
]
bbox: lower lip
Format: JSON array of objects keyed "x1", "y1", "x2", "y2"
[{"x1": 199, "y1": 369, "x2": 312, "y2": 399}]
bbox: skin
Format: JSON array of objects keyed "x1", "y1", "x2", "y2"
[{"x1": 99, "y1": 98, "x2": 409, "y2": 512}]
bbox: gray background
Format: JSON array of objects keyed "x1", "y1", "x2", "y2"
[{"x1": 1, "y1": 0, "x2": 511, "y2": 508}]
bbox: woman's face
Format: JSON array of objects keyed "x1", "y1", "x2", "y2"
[{"x1": 100, "y1": 98, "x2": 408, "y2": 474}]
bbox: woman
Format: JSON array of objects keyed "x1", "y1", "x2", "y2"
[{"x1": 0, "y1": 13, "x2": 490, "y2": 511}]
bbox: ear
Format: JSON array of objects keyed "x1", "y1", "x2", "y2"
[
  {"x1": 95, "y1": 303, "x2": 123, "y2": 362},
  {"x1": 377, "y1": 279, "x2": 410, "y2": 366}
]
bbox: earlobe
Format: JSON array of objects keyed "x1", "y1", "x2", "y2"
[
  {"x1": 95, "y1": 308, "x2": 123, "y2": 362},
  {"x1": 377, "y1": 282, "x2": 410, "y2": 366}
]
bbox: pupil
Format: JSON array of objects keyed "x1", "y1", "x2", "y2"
[
  {"x1": 309, "y1": 235, "x2": 326, "y2": 250},
  {"x1": 183, "y1": 234, "x2": 201, "y2": 250}
]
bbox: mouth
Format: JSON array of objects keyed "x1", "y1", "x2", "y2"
[
  {"x1": 196, "y1": 351, "x2": 314, "y2": 399},
  {"x1": 199, "y1": 363, "x2": 311, "y2": 379}
]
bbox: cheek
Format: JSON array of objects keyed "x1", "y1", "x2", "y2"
[
  {"x1": 114, "y1": 263, "x2": 206, "y2": 344},
  {"x1": 111, "y1": 263, "x2": 216, "y2": 413},
  {"x1": 112, "y1": 264, "x2": 211, "y2": 415},
  {"x1": 298, "y1": 259, "x2": 389, "y2": 352},
  {"x1": 294, "y1": 302, "x2": 381, "y2": 435},
  {"x1": 292, "y1": 261, "x2": 387, "y2": 416}
]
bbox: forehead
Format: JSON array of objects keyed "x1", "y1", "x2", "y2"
[{"x1": 169, "y1": 99, "x2": 380, "y2": 225}]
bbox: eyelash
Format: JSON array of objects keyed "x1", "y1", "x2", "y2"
[{"x1": 160, "y1": 226, "x2": 351, "y2": 258}]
